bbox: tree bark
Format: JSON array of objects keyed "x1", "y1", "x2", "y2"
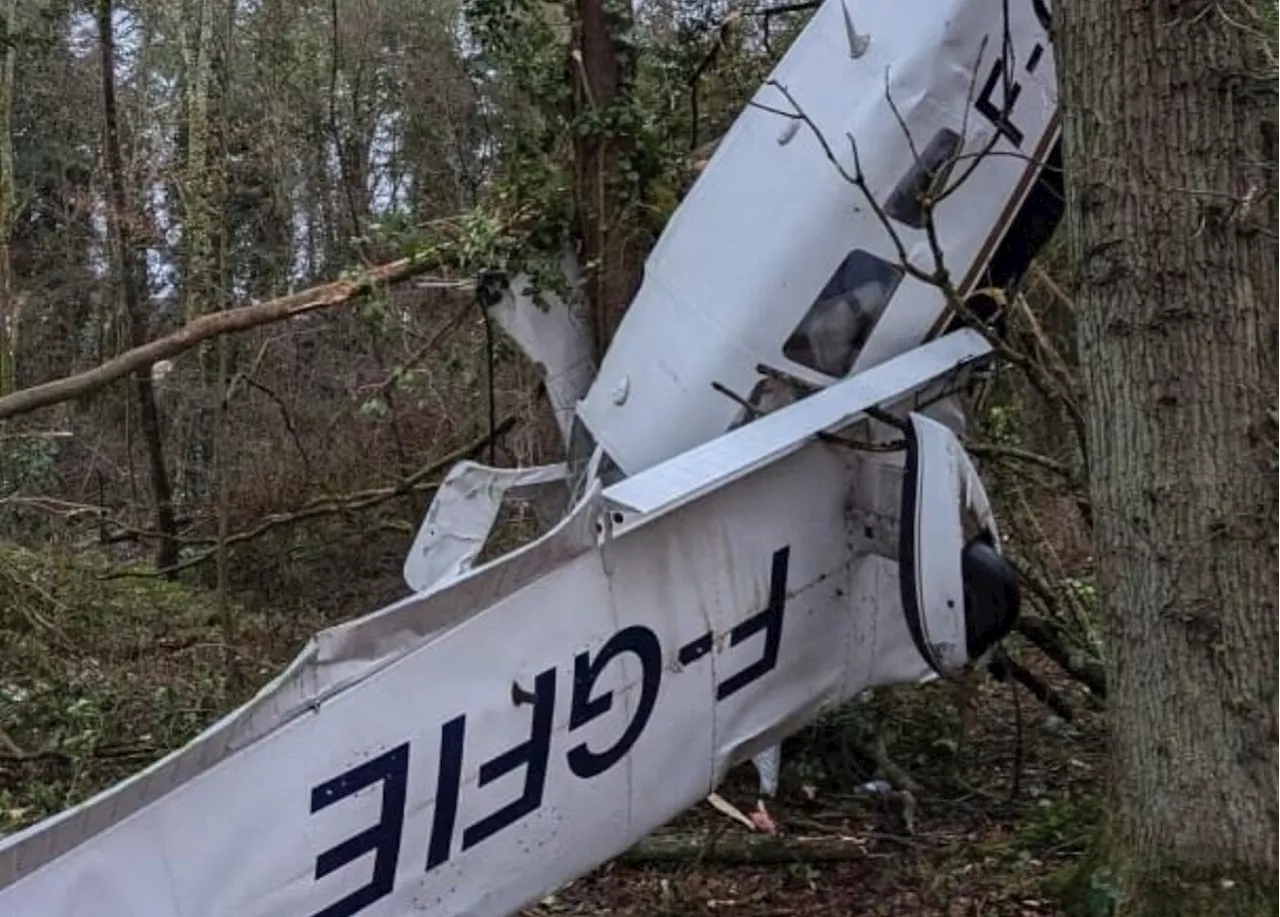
[
  {"x1": 179, "y1": 0, "x2": 214, "y2": 323},
  {"x1": 98, "y1": 0, "x2": 181, "y2": 574},
  {"x1": 569, "y1": 0, "x2": 647, "y2": 360},
  {"x1": 0, "y1": 255, "x2": 450, "y2": 422},
  {"x1": 1059, "y1": 0, "x2": 1278, "y2": 910},
  {"x1": 0, "y1": 0, "x2": 16, "y2": 396}
]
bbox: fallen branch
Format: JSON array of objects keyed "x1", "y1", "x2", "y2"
[
  {"x1": 617, "y1": 832, "x2": 869, "y2": 865},
  {"x1": 868, "y1": 733, "x2": 922, "y2": 796},
  {"x1": 1016, "y1": 613, "x2": 1107, "y2": 700},
  {"x1": 0, "y1": 567, "x2": 79, "y2": 654},
  {"x1": 99, "y1": 416, "x2": 516, "y2": 580},
  {"x1": 965, "y1": 440, "x2": 1073, "y2": 481},
  {"x1": 0, "y1": 256, "x2": 472, "y2": 422},
  {"x1": 998, "y1": 653, "x2": 1077, "y2": 722},
  {"x1": 1008, "y1": 552, "x2": 1103, "y2": 676},
  {"x1": 0, "y1": 737, "x2": 158, "y2": 764},
  {"x1": 322, "y1": 297, "x2": 474, "y2": 438},
  {"x1": 966, "y1": 439, "x2": 1094, "y2": 525},
  {"x1": 0, "y1": 725, "x2": 32, "y2": 760}
]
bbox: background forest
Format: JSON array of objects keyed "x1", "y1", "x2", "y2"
[{"x1": 0, "y1": 0, "x2": 1272, "y2": 914}]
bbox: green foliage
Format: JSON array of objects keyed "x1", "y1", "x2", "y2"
[
  {"x1": 357, "y1": 395, "x2": 391, "y2": 421},
  {"x1": 457, "y1": 0, "x2": 578, "y2": 293},
  {"x1": 1046, "y1": 804, "x2": 1280, "y2": 917},
  {"x1": 985, "y1": 402, "x2": 1019, "y2": 443},
  {"x1": 0, "y1": 435, "x2": 58, "y2": 495},
  {"x1": 1064, "y1": 575, "x2": 1100, "y2": 614},
  {"x1": 438, "y1": 0, "x2": 815, "y2": 306},
  {"x1": 0, "y1": 540, "x2": 256, "y2": 836},
  {"x1": 1020, "y1": 794, "x2": 1103, "y2": 855},
  {"x1": 0, "y1": 435, "x2": 63, "y2": 542}
]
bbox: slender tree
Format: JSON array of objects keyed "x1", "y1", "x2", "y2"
[
  {"x1": 0, "y1": 0, "x2": 16, "y2": 395},
  {"x1": 569, "y1": 0, "x2": 647, "y2": 359},
  {"x1": 98, "y1": 0, "x2": 181, "y2": 573}
]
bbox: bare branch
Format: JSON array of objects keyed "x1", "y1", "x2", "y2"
[
  {"x1": 322, "y1": 297, "x2": 473, "y2": 438},
  {"x1": 99, "y1": 416, "x2": 517, "y2": 580},
  {"x1": 1016, "y1": 614, "x2": 1108, "y2": 699},
  {"x1": 0, "y1": 256, "x2": 473, "y2": 422},
  {"x1": 618, "y1": 832, "x2": 873, "y2": 865},
  {"x1": 965, "y1": 439, "x2": 1074, "y2": 480},
  {"x1": 750, "y1": 87, "x2": 861, "y2": 188}
]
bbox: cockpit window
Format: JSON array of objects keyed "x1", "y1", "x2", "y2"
[
  {"x1": 884, "y1": 128, "x2": 962, "y2": 229},
  {"x1": 782, "y1": 249, "x2": 904, "y2": 378}
]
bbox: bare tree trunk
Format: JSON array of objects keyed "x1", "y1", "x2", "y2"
[
  {"x1": 97, "y1": 0, "x2": 181, "y2": 574},
  {"x1": 0, "y1": 0, "x2": 16, "y2": 396},
  {"x1": 1059, "y1": 0, "x2": 1278, "y2": 911},
  {"x1": 180, "y1": 0, "x2": 214, "y2": 322},
  {"x1": 569, "y1": 0, "x2": 647, "y2": 359},
  {"x1": 259, "y1": 0, "x2": 295, "y2": 297}
]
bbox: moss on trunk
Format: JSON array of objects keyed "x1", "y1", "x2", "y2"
[{"x1": 1058, "y1": 814, "x2": 1280, "y2": 917}]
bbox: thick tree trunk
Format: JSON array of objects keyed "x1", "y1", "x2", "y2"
[
  {"x1": 1058, "y1": 0, "x2": 1278, "y2": 912},
  {"x1": 98, "y1": 0, "x2": 181, "y2": 575}
]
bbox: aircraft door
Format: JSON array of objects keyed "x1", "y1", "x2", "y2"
[{"x1": 896, "y1": 411, "x2": 1021, "y2": 676}]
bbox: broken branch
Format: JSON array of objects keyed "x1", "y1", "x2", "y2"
[
  {"x1": 99, "y1": 416, "x2": 516, "y2": 580},
  {"x1": 617, "y1": 832, "x2": 870, "y2": 865},
  {"x1": 0, "y1": 256, "x2": 472, "y2": 422},
  {"x1": 1016, "y1": 613, "x2": 1108, "y2": 700}
]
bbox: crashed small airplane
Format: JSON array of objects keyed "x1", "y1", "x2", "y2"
[{"x1": 0, "y1": 0, "x2": 1061, "y2": 914}]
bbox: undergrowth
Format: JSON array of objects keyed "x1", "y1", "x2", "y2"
[{"x1": 0, "y1": 540, "x2": 280, "y2": 836}]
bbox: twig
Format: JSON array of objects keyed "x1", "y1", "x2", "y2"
[
  {"x1": 0, "y1": 256, "x2": 472, "y2": 421},
  {"x1": 0, "y1": 725, "x2": 32, "y2": 760},
  {"x1": 965, "y1": 440, "x2": 1074, "y2": 481},
  {"x1": 1016, "y1": 613, "x2": 1107, "y2": 699},
  {"x1": 242, "y1": 377, "x2": 313, "y2": 478},
  {"x1": 322, "y1": 298, "x2": 472, "y2": 438},
  {"x1": 0, "y1": 567, "x2": 79, "y2": 653},
  {"x1": 1000, "y1": 653, "x2": 1076, "y2": 722},
  {"x1": 869, "y1": 733, "x2": 922, "y2": 795},
  {"x1": 98, "y1": 417, "x2": 517, "y2": 579},
  {"x1": 711, "y1": 380, "x2": 761, "y2": 419},
  {"x1": 0, "y1": 430, "x2": 73, "y2": 440},
  {"x1": 0, "y1": 738, "x2": 157, "y2": 764},
  {"x1": 616, "y1": 832, "x2": 870, "y2": 865},
  {"x1": 687, "y1": 12, "x2": 742, "y2": 150},
  {"x1": 1008, "y1": 487, "x2": 1097, "y2": 641},
  {"x1": 1009, "y1": 677, "x2": 1023, "y2": 800},
  {"x1": 750, "y1": 87, "x2": 863, "y2": 190}
]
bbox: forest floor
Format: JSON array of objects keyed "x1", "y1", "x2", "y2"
[
  {"x1": 0, "y1": 538, "x2": 1106, "y2": 916},
  {"x1": 519, "y1": 657, "x2": 1107, "y2": 917}
]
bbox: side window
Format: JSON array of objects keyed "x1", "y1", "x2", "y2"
[
  {"x1": 782, "y1": 249, "x2": 904, "y2": 378},
  {"x1": 884, "y1": 128, "x2": 962, "y2": 229}
]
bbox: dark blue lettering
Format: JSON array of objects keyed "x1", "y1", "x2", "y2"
[
  {"x1": 460, "y1": 667, "x2": 556, "y2": 850},
  {"x1": 566, "y1": 625, "x2": 663, "y2": 779},
  {"x1": 424, "y1": 715, "x2": 466, "y2": 872},
  {"x1": 678, "y1": 632, "x2": 713, "y2": 666},
  {"x1": 717, "y1": 547, "x2": 790, "y2": 701},
  {"x1": 1033, "y1": 0, "x2": 1051, "y2": 33},
  {"x1": 1026, "y1": 43, "x2": 1044, "y2": 75},
  {"x1": 308, "y1": 743, "x2": 409, "y2": 917},
  {"x1": 976, "y1": 58, "x2": 1025, "y2": 147}
]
